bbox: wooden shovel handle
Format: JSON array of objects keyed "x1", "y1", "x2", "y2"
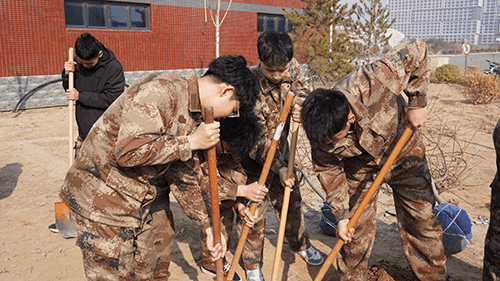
[
  {"x1": 271, "y1": 120, "x2": 300, "y2": 281},
  {"x1": 314, "y1": 126, "x2": 413, "y2": 281},
  {"x1": 68, "y1": 47, "x2": 74, "y2": 167},
  {"x1": 204, "y1": 106, "x2": 224, "y2": 281},
  {"x1": 226, "y1": 92, "x2": 295, "y2": 281}
]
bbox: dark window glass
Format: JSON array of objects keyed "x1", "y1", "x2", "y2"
[
  {"x1": 265, "y1": 16, "x2": 274, "y2": 32},
  {"x1": 131, "y1": 6, "x2": 146, "y2": 28},
  {"x1": 111, "y1": 5, "x2": 127, "y2": 28},
  {"x1": 65, "y1": 1, "x2": 149, "y2": 30},
  {"x1": 88, "y1": 4, "x2": 105, "y2": 27},
  {"x1": 64, "y1": 2, "x2": 83, "y2": 26},
  {"x1": 277, "y1": 17, "x2": 286, "y2": 32},
  {"x1": 257, "y1": 14, "x2": 264, "y2": 33}
]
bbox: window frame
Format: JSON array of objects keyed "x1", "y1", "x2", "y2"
[{"x1": 64, "y1": 0, "x2": 150, "y2": 31}]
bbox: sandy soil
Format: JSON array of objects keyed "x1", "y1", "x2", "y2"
[{"x1": 0, "y1": 83, "x2": 497, "y2": 281}]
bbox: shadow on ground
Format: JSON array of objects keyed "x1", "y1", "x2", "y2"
[{"x1": 0, "y1": 163, "x2": 23, "y2": 200}]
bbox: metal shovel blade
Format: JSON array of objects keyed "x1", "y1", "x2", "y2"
[{"x1": 54, "y1": 202, "x2": 77, "y2": 239}]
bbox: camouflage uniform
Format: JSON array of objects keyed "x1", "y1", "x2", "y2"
[
  {"x1": 484, "y1": 119, "x2": 500, "y2": 281},
  {"x1": 311, "y1": 39, "x2": 447, "y2": 280},
  {"x1": 60, "y1": 72, "x2": 212, "y2": 280},
  {"x1": 198, "y1": 148, "x2": 247, "y2": 272},
  {"x1": 240, "y1": 58, "x2": 310, "y2": 270}
]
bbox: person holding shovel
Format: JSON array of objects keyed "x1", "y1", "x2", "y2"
[
  {"x1": 59, "y1": 55, "x2": 260, "y2": 280},
  {"x1": 62, "y1": 32, "x2": 125, "y2": 145},
  {"x1": 484, "y1": 118, "x2": 500, "y2": 281},
  {"x1": 237, "y1": 30, "x2": 323, "y2": 281},
  {"x1": 300, "y1": 38, "x2": 447, "y2": 280},
  {"x1": 50, "y1": 33, "x2": 125, "y2": 234}
]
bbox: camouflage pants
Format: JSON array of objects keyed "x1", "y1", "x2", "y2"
[
  {"x1": 484, "y1": 181, "x2": 500, "y2": 281},
  {"x1": 238, "y1": 167, "x2": 310, "y2": 271},
  {"x1": 73, "y1": 187, "x2": 174, "y2": 281},
  {"x1": 151, "y1": 187, "x2": 175, "y2": 280},
  {"x1": 328, "y1": 131, "x2": 446, "y2": 281},
  {"x1": 484, "y1": 119, "x2": 500, "y2": 281},
  {"x1": 200, "y1": 200, "x2": 236, "y2": 271}
]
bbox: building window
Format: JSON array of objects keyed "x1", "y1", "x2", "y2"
[
  {"x1": 64, "y1": 1, "x2": 149, "y2": 30},
  {"x1": 257, "y1": 13, "x2": 293, "y2": 34}
]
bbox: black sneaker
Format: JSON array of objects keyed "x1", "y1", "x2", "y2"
[
  {"x1": 48, "y1": 223, "x2": 59, "y2": 233},
  {"x1": 201, "y1": 263, "x2": 241, "y2": 281}
]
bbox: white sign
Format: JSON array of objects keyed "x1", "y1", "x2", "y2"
[{"x1": 462, "y1": 42, "x2": 471, "y2": 55}]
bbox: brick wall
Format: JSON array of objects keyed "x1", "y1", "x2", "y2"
[
  {"x1": 0, "y1": 0, "x2": 306, "y2": 110},
  {"x1": 1, "y1": 0, "x2": 306, "y2": 77}
]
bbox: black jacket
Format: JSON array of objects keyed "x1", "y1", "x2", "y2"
[{"x1": 62, "y1": 44, "x2": 125, "y2": 139}]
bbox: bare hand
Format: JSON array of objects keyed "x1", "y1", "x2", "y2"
[
  {"x1": 64, "y1": 61, "x2": 76, "y2": 76},
  {"x1": 205, "y1": 227, "x2": 227, "y2": 262},
  {"x1": 279, "y1": 167, "x2": 295, "y2": 189},
  {"x1": 235, "y1": 203, "x2": 259, "y2": 228},
  {"x1": 336, "y1": 218, "x2": 355, "y2": 243},
  {"x1": 406, "y1": 108, "x2": 427, "y2": 130},
  {"x1": 237, "y1": 182, "x2": 268, "y2": 202},
  {"x1": 292, "y1": 104, "x2": 302, "y2": 123},
  {"x1": 66, "y1": 88, "x2": 79, "y2": 101},
  {"x1": 188, "y1": 122, "x2": 220, "y2": 151}
]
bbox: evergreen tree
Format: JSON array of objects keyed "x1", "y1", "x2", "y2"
[
  {"x1": 284, "y1": 0, "x2": 359, "y2": 82},
  {"x1": 347, "y1": 0, "x2": 395, "y2": 63}
]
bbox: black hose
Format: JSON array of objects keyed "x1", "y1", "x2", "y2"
[
  {"x1": 11, "y1": 79, "x2": 130, "y2": 113},
  {"x1": 12, "y1": 79, "x2": 62, "y2": 113}
]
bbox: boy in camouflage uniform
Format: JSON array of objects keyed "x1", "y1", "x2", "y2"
[
  {"x1": 59, "y1": 55, "x2": 260, "y2": 280},
  {"x1": 300, "y1": 39, "x2": 447, "y2": 280},
  {"x1": 484, "y1": 119, "x2": 500, "y2": 281},
  {"x1": 240, "y1": 30, "x2": 324, "y2": 281}
]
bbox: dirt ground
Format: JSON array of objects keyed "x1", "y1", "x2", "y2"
[{"x1": 0, "y1": 83, "x2": 497, "y2": 281}]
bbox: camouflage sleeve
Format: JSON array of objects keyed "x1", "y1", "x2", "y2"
[
  {"x1": 248, "y1": 99, "x2": 272, "y2": 164},
  {"x1": 166, "y1": 159, "x2": 211, "y2": 231},
  {"x1": 311, "y1": 141, "x2": 350, "y2": 221},
  {"x1": 379, "y1": 38, "x2": 429, "y2": 109},
  {"x1": 289, "y1": 58, "x2": 310, "y2": 106},
  {"x1": 217, "y1": 154, "x2": 246, "y2": 200},
  {"x1": 199, "y1": 152, "x2": 244, "y2": 201},
  {"x1": 404, "y1": 43, "x2": 429, "y2": 109},
  {"x1": 115, "y1": 81, "x2": 192, "y2": 167}
]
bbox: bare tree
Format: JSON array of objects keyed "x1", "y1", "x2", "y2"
[
  {"x1": 202, "y1": 0, "x2": 232, "y2": 57},
  {"x1": 346, "y1": 0, "x2": 395, "y2": 63}
]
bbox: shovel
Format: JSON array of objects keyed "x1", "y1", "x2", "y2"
[
  {"x1": 226, "y1": 91, "x2": 295, "y2": 281},
  {"x1": 431, "y1": 176, "x2": 473, "y2": 256},
  {"x1": 54, "y1": 201, "x2": 77, "y2": 238},
  {"x1": 271, "y1": 120, "x2": 300, "y2": 281},
  {"x1": 204, "y1": 106, "x2": 225, "y2": 281},
  {"x1": 54, "y1": 47, "x2": 77, "y2": 239}
]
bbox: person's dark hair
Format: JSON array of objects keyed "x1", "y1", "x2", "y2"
[
  {"x1": 204, "y1": 55, "x2": 260, "y2": 113},
  {"x1": 301, "y1": 89, "x2": 351, "y2": 143},
  {"x1": 219, "y1": 108, "x2": 263, "y2": 157},
  {"x1": 257, "y1": 31, "x2": 294, "y2": 67},
  {"x1": 74, "y1": 33, "x2": 102, "y2": 60}
]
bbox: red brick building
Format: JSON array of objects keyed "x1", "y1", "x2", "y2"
[{"x1": 1, "y1": 0, "x2": 306, "y2": 78}]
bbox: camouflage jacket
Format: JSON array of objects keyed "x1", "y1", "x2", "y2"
[
  {"x1": 59, "y1": 72, "x2": 211, "y2": 231},
  {"x1": 249, "y1": 58, "x2": 310, "y2": 176},
  {"x1": 311, "y1": 38, "x2": 430, "y2": 220}
]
